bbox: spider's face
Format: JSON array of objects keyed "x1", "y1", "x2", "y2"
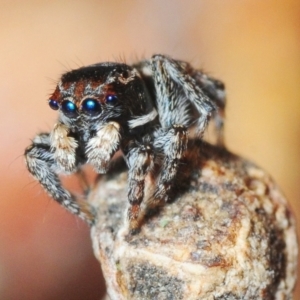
[
  {"x1": 48, "y1": 80, "x2": 119, "y2": 121},
  {"x1": 48, "y1": 62, "x2": 142, "y2": 124}
]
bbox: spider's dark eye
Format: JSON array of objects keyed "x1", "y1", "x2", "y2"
[
  {"x1": 61, "y1": 100, "x2": 78, "y2": 118},
  {"x1": 81, "y1": 98, "x2": 101, "y2": 115},
  {"x1": 48, "y1": 99, "x2": 59, "y2": 110},
  {"x1": 105, "y1": 94, "x2": 118, "y2": 104}
]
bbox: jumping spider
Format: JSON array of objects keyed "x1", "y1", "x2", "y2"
[{"x1": 25, "y1": 54, "x2": 226, "y2": 232}]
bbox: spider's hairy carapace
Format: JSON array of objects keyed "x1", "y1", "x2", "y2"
[{"x1": 25, "y1": 54, "x2": 226, "y2": 233}]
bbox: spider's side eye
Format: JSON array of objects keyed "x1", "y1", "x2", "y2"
[
  {"x1": 48, "y1": 99, "x2": 59, "y2": 110},
  {"x1": 105, "y1": 94, "x2": 118, "y2": 104},
  {"x1": 81, "y1": 98, "x2": 101, "y2": 115},
  {"x1": 61, "y1": 100, "x2": 78, "y2": 118}
]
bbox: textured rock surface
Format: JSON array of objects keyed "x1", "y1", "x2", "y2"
[{"x1": 90, "y1": 141, "x2": 298, "y2": 300}]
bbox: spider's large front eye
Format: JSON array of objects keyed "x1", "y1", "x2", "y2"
[
  {"x1": 81, "y1": 98, "x2": 101, "y2": 115},
  {"x1": 61, "y1": 100, "x2": 78, "y2": 118},
  {"x1": 48, "y1": 99, "x2": 59, "y2": 110}
]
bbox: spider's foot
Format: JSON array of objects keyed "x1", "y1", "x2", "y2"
[{"x1": 129, "y1": 227, "x2": 141, "y2": 235}]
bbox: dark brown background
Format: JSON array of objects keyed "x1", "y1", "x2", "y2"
[{"x1": 0, "y1": 1, "x2": 299, "y2": 299}]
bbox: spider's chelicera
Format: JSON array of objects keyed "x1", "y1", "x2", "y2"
[{"x1": 25, "y1": 54, "x2": 226, "y2": 232}]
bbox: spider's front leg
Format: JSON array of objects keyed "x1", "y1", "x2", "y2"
[
  {"x1": 24, "y1": 132, "x2": 96, "y2": 225},
  {"x1": 126, "y1": 142, "x2": 154, "y2": 233},
  {"x1": 86, "y1": 121, "x2": 121, "y2": 173}
]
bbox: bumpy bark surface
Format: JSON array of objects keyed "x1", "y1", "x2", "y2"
[{"x1": 90, "y1": 141, "x2": 298, "y2": 300}]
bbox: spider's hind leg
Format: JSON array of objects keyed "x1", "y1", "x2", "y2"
[
  {"x1": 191, "y1": 70, "x2": 226, "y2": 147},
  {"x1": 126, "y1": 142, "x2": 155, "y2": 233},
  {"x1": 24, "y1": 132, "x2": 96, "y2": 226},
  {"x1": 151, "y1": 54, "x2": 216, "y2": 137},
  {"x1": 151, "y1": 54, "x2": 226, "y2": 147},
  {"x1": 150, "y1": 125, "x2": 188, "y2": 206}
]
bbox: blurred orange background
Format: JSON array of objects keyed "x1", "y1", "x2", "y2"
[{"x1": 0, "y1": 1, "x2": 299, "y2": 299}]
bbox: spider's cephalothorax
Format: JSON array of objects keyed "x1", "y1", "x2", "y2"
[{"x1": 25, "y1": 54, "x2": 226, "y2": 232}]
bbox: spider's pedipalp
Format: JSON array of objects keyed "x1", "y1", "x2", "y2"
[
  {"x1": 86, "y1": 121, "x2": 121, "y2": 173},
  {"x1": 50, "y1": 122, "x2": 78, "y2": 174}
]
